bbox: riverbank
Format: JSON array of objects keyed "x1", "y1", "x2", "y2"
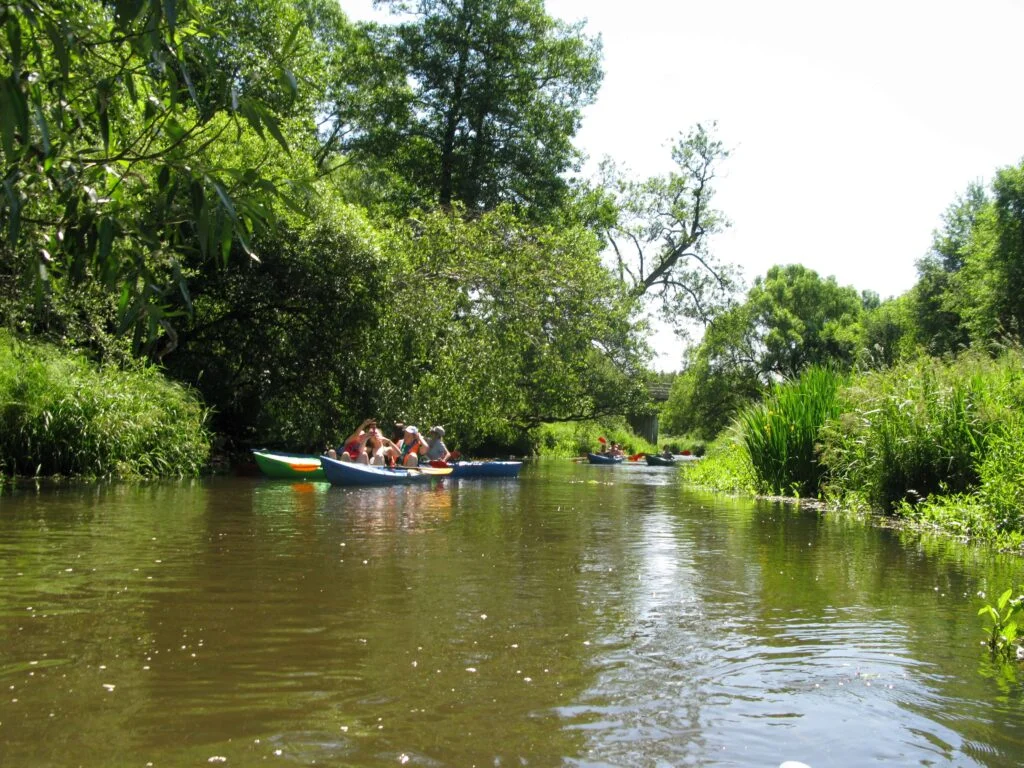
[
  {"x1": 683, "y1": 352, "x2": 1024, "y2": 554},
  {"x1": 0, "y1": 332, "x2": 210, "y2": 478}
]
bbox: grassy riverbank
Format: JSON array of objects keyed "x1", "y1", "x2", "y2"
[
  {"x1": 533, "y1": 419, "x2": 658, "y2": 458},
  {"x1": 0, "y1": 332, "x2": 210, "y2": 478},
  {"x1": 683, "y1": 352, "x2": 1024, "y2": 551}
]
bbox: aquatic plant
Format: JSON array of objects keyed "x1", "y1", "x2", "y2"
[
  {"x1": 978, "y1": 588, "x2": 1024, "y2": 660},
  {"x1": 736, "y1": 366, "x2": 844, "y2": 497},
  {"x1": 533, "y1": 419, "x2": 656, "y2": 458},
  {"x1": 680, "y1": 433, "x2": 757, "y2": 494}
]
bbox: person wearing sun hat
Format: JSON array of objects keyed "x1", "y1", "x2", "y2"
[
  {"x1": 424, "y1": 426, "x2": 451, "y2": 464},
  {"x1": 397, "y1": 425, "x2": 428, "y2": 467}
]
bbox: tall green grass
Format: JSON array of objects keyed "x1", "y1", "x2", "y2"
[
  {"x1": 736, "y1": 367, "x2": 844, "y2": 497},
  {"x1": 0, "y1": 331, "x2": 210, "y2": 477},
  {"x1": 822, "y1": 352, "x2": 1024, "y2": 513}
]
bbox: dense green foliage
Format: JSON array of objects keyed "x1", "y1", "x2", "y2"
[
  {"x1": 533, "y1": 418, "x2": 656, "y2": 458},
  {"x1": 662, "y1": 265, "x2": 867, "y2": 438},
  {"x1": 686, "y1": 351, "x2": 1024, "y2": 546},
  {"x1": 0, "y1": 0, "x2": 313, "y2": 352},
  {"x1": 823, "y1": 352, "x2": 1024, "y2": 514},
  {"x1": 0, "y1": 331, "x2": 209, "y2": 476},
  {"x1": 680, "y1": 433, "x2": 757, "y2": 495},
  {"x1": 0, "y1": 0, "x2": 672, "y2": 464}
]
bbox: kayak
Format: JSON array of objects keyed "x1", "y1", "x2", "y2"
[
  {"x1": 251, "y1": 449, "x2": 326, "y2": 481},
  {"x1": 645, "y1": 454, "x2": 676, "y2": 467},
  {"x1": 449, "y1": 460, "x2": 523, "y2": 478},
  {"x1": 320, "y1": 454, "x2": 453, "y2": 486},
  {"x1": 587, "y1": 453, "x2": 623, "y2": 465}
]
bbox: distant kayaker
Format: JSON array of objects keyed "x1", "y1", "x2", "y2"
[{"x1": 424, "y1": 426, "x2": 451, "y2": 464}]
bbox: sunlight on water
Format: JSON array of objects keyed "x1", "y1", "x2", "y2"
[{"x1": 1, "y1": 466, "x2": 1023, "y2": 766}]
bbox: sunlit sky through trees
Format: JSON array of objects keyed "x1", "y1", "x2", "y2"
[{"x1": 341, "y1": 0, "x2": 1024, "y2": 370}]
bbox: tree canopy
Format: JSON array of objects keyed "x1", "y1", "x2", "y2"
[
  {"x1": 340, "y1": 0, "x2": 603, "y2": 216},
  {"x1": 661, "y1": 264, "x2": 867, "y2": 438},
  {"x1": 601, "y1": 123, "x2": 738, "y2": 336}
]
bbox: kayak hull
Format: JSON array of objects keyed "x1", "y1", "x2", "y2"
[
  {"x1": 645, "y1": 454, "x2": 676, "y2": 467},
  {"x1": 587, "y1": 453, "x2": 623, "y2": 465},
  {"x1": 252, "y1": 449, "x2": 326, "y2": 481},
  {"x1": 321, "y1": 454, "x2": 452, "y2": 486},
  {"x1": 449, "y1": 461, "x2": 523, "y2": 478}
]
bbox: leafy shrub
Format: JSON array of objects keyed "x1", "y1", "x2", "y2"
[
  {"x1": 736, "y1": 367, "x2": 844, "y2": 497},
  {"x1": 660, "y1": 434, "x2": 707, "y2": 457},
  {"x1": 0, "y1": 332, "x2": 210, "y2": 477}
]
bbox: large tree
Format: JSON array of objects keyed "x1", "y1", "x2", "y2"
[
  {"x1": 361, "y1": 0, "x2": 603, "y2": 214},
  {"x1": 600, "y1": 123, "x2": 739, "y2": 336},
  {"x1": 911, "y1": 182, "x2": 985, "y2": 355},
  {"x1": 911, "y1": 163, "x2": 1024, "y2": 352},
  {"x1": 372, "y1": 205, "x2": 649, "y2": 448}
]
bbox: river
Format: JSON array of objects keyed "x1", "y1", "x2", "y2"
[{"x1": 1, "y1": 460, "x2": 1023, "y2": 767}]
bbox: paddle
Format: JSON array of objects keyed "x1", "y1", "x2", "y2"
[{"x1": 628, "y1": 452, "x2": 645, "y2": 462}]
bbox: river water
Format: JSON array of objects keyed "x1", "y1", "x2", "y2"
[{"x1": 2, "y1": 460, "x2": 1023, "y2": 767}]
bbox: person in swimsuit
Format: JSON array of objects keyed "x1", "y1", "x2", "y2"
[
  {"x1": 367, "y1": 427, "x2": 400, "y2": 466},
  {"x1": 327, "y1": 418, "x2": 375, "y2": 463}
]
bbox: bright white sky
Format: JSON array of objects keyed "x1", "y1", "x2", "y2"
[{"x1": 341, "y1": 0, "x2": 1024, "y2": 369}]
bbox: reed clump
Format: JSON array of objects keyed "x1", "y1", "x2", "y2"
[
  {"x1": 0, "y1": 332, "x2": 210, "y2": 477},
  {"x1": 736, "y1": 366, "x2": 844, "y2": 497},
  {"x1": 822, "y1": 352, "x2": 1024, "y2": 515}
]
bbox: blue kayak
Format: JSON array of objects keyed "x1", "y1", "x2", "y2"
[
  {"x1": 449, "y1": 460, "x2": 523, "y2": 478},
  {"x1": 587, "y1": 453, "x2": 623, "y2": 465},
  {"x1": 320, "y1": 455, "x2": 453, "y2": 486}
]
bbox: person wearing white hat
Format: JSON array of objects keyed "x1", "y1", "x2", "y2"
[
  {"x1": 424, "y1": 426, "x2": 451, "y2": 464},
  {"x1": 397, "y1": 425, "x2": 428, "y2": 467}
]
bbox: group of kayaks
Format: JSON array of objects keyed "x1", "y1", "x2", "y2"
[
  {"x1": 251, "y1": 449, "x2": 523, "y2": 486},
  {"x1": 586, "y1": 452, "x2": 688, "y2": 466}
]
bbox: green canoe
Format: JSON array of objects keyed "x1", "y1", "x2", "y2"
[{"x1": 251, "y1": 449, "x2": 327, "y2": 481}]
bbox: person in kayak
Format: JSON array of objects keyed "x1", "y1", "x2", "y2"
[
  {"x1": 327, "y1": 418, "x2": 375, "y2": 463},
  {"x1": 367, "y1": 427, "x2": 400, "y2": 466},
  {"x1": 424, "y1": 426, "x2": 451, "y2": 465},
  {"x1": 397, "y1": 425, "x2": 428, "y2": 467}
]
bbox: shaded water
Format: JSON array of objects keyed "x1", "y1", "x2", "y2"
[{"x1": 2, "y1": 460, "x2": 1024, "y2": 767}]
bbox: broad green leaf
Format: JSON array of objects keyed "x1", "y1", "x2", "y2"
[
  {"x1": 998, "y1": 588, "x2": 1012, "y2": 611},
  {"x1": 6, "y1": 14, "x2": 22, "y2": 72}
]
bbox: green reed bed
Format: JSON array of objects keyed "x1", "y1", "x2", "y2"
[
  {"x1": 822, "y1": 353, "x2": 1024, "y2": 511},
  {"x1": 0, "y1": 332, "x2": 210, "y2": 477},
  {"x1": 736, "y1": 367, "x2": 844, "y2": 498}
]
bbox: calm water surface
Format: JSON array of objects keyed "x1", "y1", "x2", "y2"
[{"x1": 2, "y1": 460, "x2": 1024, "y2": 767}]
